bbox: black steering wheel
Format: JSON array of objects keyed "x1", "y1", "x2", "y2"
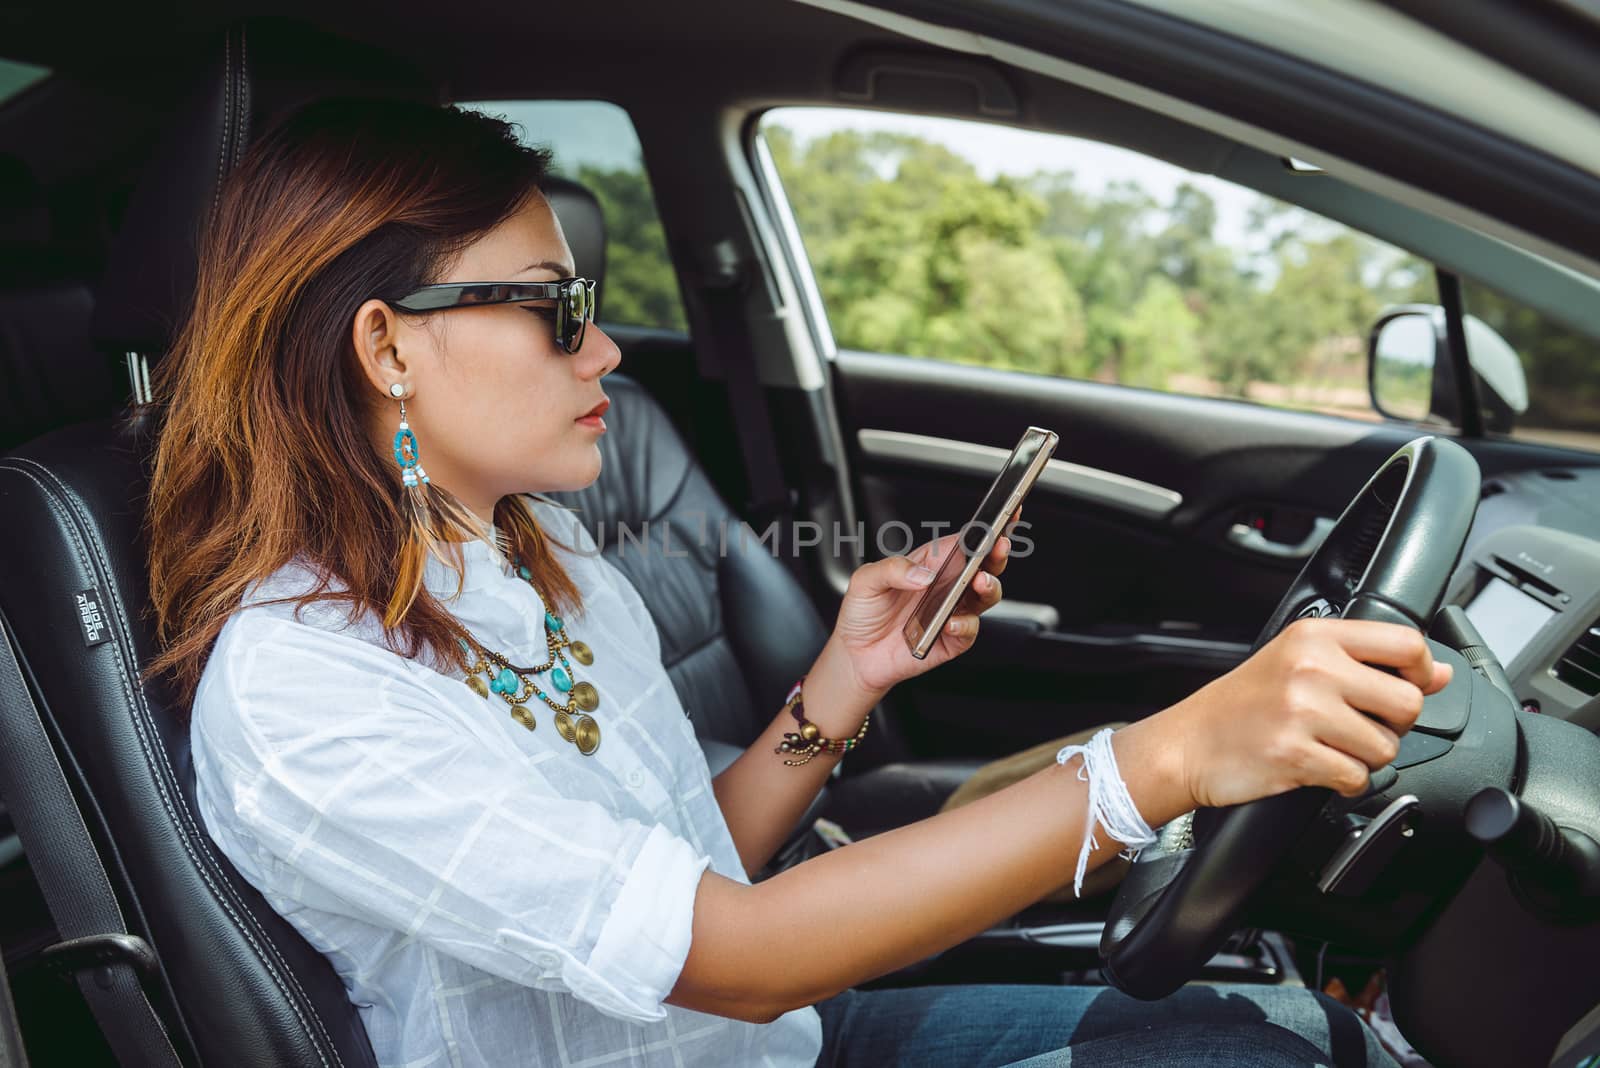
[{"x1": 1100, "y1": 435, "x2": 1482, "y2": 999}]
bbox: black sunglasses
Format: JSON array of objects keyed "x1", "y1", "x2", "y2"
[{"x1": 387, "y1": 278, "x2": 598, "y2": 354}]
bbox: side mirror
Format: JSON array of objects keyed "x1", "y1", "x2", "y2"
[
  {"x1": 1370, "y1": 309, "x2": 1437, "y2": 423},
  {"x1": 1367, "y1": 305, "x2": 1529, "y2": 431}
]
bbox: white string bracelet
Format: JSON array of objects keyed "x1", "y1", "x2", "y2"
[{"x1": 1055, "y1": 727, "x2": 1159, "y2": 897}]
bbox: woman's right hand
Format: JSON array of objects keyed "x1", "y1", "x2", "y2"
[{"x1": 1158, "y1": 617, "x2": 1454, "y2": 810}]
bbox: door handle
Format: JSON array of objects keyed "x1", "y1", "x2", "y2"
[
  {"x1": 1226, "y1": 516, "x2": 1336, "y2": 561},
  {"x1": 985, "y1": 599, "x2": 1060, "y2": 631}
]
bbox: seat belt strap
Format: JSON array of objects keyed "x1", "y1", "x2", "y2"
[
  {"x1": 0, "y1": 619, "x2": 182, "y2": 1067},
  {"x1": 699, "y1": 240, "x2": 797, "y2": 531}
]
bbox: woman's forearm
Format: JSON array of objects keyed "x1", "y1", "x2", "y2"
[
  {"x1": 711, "y1": 638, "x2": 878, "y2": 875},
  {"x1": 682, "y1": 616, "x2": 1450, "y2": 1023},
  {"x1": 676, "y1": 713, "x2": 1191, "y2": 1022},
  {"x1": 712, "y1": 541, "x2": 1005, "y2": 875}
]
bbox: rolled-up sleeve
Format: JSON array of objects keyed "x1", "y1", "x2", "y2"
[{"x1": 193, "y1": 613, "x2": 710, "y2": 1024}]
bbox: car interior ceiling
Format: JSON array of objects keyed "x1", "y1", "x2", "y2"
[{"x1": 6, "y1": 5, "x2": 1600, "y2": 1068}]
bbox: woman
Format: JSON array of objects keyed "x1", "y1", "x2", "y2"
[{"x1": 148, "y1": 98, "x2": 1444, "y2": 1067}]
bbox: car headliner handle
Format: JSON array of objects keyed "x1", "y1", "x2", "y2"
[{"x1": 1226, "y1": 515, "x2": 1337, "y2": 561}]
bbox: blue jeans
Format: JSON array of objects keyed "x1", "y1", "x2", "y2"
[{"x1": 815, "y1": 983, "x2": 1399, "y2": 1067}]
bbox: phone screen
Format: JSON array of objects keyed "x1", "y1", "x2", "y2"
[{"x1": 905, "y1": 428, "x2": 1057, "y2": 657}]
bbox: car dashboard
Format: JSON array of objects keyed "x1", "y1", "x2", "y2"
[{"x1": 1446, "y1": 465, "x2": 1600, "y2": 731}]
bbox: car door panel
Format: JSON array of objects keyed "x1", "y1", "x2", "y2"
[
  {"x1": 832, "y1": 348, "x2": 1598, "y2": 755},
  {"x1": 836, "y1": 350, "x2": 1418, "y2": 623}
]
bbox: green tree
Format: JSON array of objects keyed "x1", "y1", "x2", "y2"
[
  {"x1": 576, "y1": 164, "x2": 687, "y2": 332},
  {"x1": 758, "y1": 120, "x2": 1471, "y2": 413},
  {"x1": 1155, "y1": 183, "x2": 1220, "y2": 288},
  {"x1": 775, "y1": 126, "x2": 1086, "y2": 373},
  {"x1": 1463, "y1": 279, "x2": 1600, "y2": 432},
  {"x1": 1119, "y1": 276, "x2": 1201, "y2": 389}
]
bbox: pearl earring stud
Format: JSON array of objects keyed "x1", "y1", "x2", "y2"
[{"x1": 389, "y1": 383, "x2": 406, "y2": 398}]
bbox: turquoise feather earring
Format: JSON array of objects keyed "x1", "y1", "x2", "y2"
[
  {"x1": 390, "y1": 382, "x2": 429, "y2": 488},
  {"x1": 386, "y1": 383, "x2": 493, "y2": 611}
]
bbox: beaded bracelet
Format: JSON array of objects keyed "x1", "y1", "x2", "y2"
[{"x1": 775, "y1": 675, "x2": 870, "y2": 766}]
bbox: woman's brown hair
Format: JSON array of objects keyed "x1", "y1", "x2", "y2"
[{"x1": 145, "y1": 98, "x2": 581, "y2": 707}]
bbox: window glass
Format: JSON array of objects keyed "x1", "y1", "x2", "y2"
[
  {"x1": 456, "y1": 100, "x2": 687, "y2": 332},
  {"x1": 1462, "y1": 278, "x2": 1600, "y2": 452},
  {"x1": 0, "y1": 58, "x2": 49, "y2": 106},
  {"x1": 761, "y1": 108, "x2": 1434, "y2": 420}
]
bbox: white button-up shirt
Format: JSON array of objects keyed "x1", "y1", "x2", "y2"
[{"x1": 191, "y1": 497, "x2": 823, "y2": 1067}]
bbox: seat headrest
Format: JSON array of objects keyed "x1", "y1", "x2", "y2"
[
  {"x1": 89, "y1": 29, "x2": 249, "y2": 355},
  {"x1": 541, "y1": 176, "x2": 608, "y2": 319},
  {"x1": 91, "y1": 23, "x2": 432, "y2": 357}
]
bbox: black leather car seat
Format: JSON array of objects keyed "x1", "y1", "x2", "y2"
[
  {"x1": 539, "y1": 180, "x2": 984, "y2": 832},
  {"x1": 549, "y1": 373, "x2": 834, "y2": 747},
  {"x1": 534, "y1": 179, "x2": 835, "y2": 842},
  {"x1": 540, "y1": 179, "x2": 832, "y2": 750},
  {"x1": 0, "y1": 28, "x2": 416, "y2": 1067}
]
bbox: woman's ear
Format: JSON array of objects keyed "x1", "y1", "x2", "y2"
[{"x1": 351, "y1": 299, "x2": 410, "y2": 397}]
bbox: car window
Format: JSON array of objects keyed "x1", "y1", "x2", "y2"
[
  {"x1": 759, "y1": 107, "x2": 1434, "y2": 422},
  {"x1": 455, "y1": 100, "x2": 687, "y2": 333},
  {"x1": 0, "y1": 58, "x2": 49, "y2": 105},
  {"x1": 1461, "y1": 278, "x2": 1600, "y2": 452}
]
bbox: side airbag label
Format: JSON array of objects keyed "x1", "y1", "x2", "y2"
[{"x1": 75, "y1": 588, "x2": 111, "y2": 647}]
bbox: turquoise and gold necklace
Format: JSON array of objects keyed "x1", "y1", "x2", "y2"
[{"x1": 459, "y1": 558, "x2": 602, "y2": 755}]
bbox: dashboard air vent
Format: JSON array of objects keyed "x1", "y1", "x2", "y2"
[{"x1": 1552, "y1": 619, "x2": 1600, "y2": 698}]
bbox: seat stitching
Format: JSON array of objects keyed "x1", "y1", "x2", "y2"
[
  {"x1": 234, "y1": 28, "x2": 251, "y2": 171},
  {"x1": 4, "y1": 457, "x2": 344, "y2": 1068},
  {"x1": 610, "y1": 391, "x2": 698, "y2": 526},
  {"x1": 11, "y1": 456, "x2": 344, "y2": 1067},
  {"x1": 4, "y1": 457, "x2": 334, "y2": 1062},
  {"x1": 43, "y1": 457, "x2": 346, "y2": 1068},
  {"x1": 0, "y1": 462, "x2": 185, "y2": 1064},
  {"x1": 640, "y1": 455, "x2": 698, "y2": 525},
  {"x1": 212, "y1": 33, "x2": 231, "y2": 221}
]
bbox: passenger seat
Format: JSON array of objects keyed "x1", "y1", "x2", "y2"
[{"x1": 542, "y1": 178, "x2": 985, "y2": 832}]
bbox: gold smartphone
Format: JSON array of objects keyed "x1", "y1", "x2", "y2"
[{"x1": 902, "y1": 426, "x2": 1059, "y2": 659}]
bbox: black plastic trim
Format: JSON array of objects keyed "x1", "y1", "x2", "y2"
[{"x1": 1437, "y1": 271, "x2": 1483, "y2": 438}]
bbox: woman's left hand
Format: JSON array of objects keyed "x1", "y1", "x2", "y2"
[{"x1": 824, "y1": 513, "x2": 1016, "y2": 701}]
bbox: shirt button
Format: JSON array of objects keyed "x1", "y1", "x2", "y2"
[
  {"x1": 627, "y1": 769, "x2": 644, "y2": 787},
  {"x1": 536, "y1": 951, "x2": 560, "y2": 970}
]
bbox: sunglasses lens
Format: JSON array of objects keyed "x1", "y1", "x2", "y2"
[{"x1": 559, "y1": 280, "x2": 592, "y2": 353}]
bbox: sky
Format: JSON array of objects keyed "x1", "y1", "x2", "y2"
[{"x1": 462, "y1": 101, "x2": 646, "y2": 174}]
